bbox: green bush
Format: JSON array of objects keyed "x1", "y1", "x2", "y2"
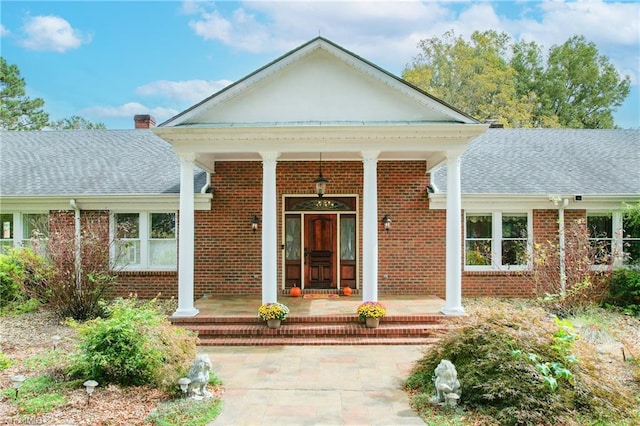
[
  {"x1": 603, "y1": 268, "x2": 640, "y2": 316},
  {"x1": 406, "y1": 303, "x2": 637, "y2": 426},
  {"x1": 0, "y1": 251, "x2": 21, "y2": 307},
  {"x1": 68, "y1": 298, "x2": 197, "y2": 391}
]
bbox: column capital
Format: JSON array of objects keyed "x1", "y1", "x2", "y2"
[
  {"x1": 178, "y1": 153, "x2": 197, "y2": 163},
  {"x1": 445, "y1": 150, "x2": 465, "y2": 160},
  {"x1": 361, "y1": 151, "x2": 380, "y2": 163},
  {"x1": 260, "y1": 152, "x2": 280, "y2": 163}
]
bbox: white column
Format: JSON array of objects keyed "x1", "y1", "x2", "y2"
[
  {"x1": 442, "y1": 151, "x2": 465, "y2": 315},
  {"x1": 173, "y1": 153, "x2": 199, "y2": 317},
  {"x1": 261, "y1": 152, "x2": 279, "y2": 304},
  {"x1": 362, "y1": 151, "x2": 380, "y2": 302}
]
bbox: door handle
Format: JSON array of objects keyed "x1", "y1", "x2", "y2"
[{"x1": 304, "y1": 248, "x2": 309, "y2": 257}]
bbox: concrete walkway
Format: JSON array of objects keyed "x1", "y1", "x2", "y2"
[{"x1": 203, "y1": 345, "x2": 427, "y2": 425}]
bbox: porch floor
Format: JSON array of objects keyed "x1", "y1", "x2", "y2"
[{"x1": 193, "y1": 294, "x2": 445, "y2": 317}]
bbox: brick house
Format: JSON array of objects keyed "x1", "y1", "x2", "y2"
[{"x1": 1, "y1": 37, "x2": 638, "y2": 317}]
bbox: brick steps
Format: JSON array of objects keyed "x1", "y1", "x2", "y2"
[{"x1": 171, "y1": 314, "x2": 449, "y2": 346}]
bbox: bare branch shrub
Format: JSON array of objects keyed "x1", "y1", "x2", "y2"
[
  {"x1": 43, "y1": 211, "x2": 119, "y2": 320},
  {"x1": 529, "y1": 218, "x2": 613, "y2": 316}
]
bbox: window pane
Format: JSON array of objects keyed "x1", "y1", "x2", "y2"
[
  {"x1": 624, "y1": 240, "x2": 640, "y2": 265},
  {"x1": 22, "y1": 213, "x2": 48, "y2": 239},
  {"x1": 0, "y1": 241, "x2": 13, "y2": 254},
  {"x1": 466, "y1": 240, "x2": 491, "y2": 265},
  {"x1": 341, "y1": 217, "x2": 356, "y2": 261},
  {"x1": 587, "y1": 215, "x2": 612, "y2": 238},
  {"x1": 623, "y1": 215, "x2": 640, "y2": 238},
  {"x1": 285, "y1": 217, "x2": 301, "y2": 260},
  {"x1": 466, "y1": 215, "x2": 491, "y2": 238},
  {"x1": 115, "y1": 240, "x2": 141, "y2": 267},
  {"x1": 502, "y1": 240, "x2": 527, "y2": 265},
  {"x1": 115, "y1": 213, "x2": 139, "y2": 239},
  {"x1": 503, "y1": 214, "x2": 527, "y2": 238},
  {"x1": 149, "y1": 240, "x2": 177, "y2": 267},
  {"x1": 1, "y1": 214, "x2": 13, "y2": 239},
  {"x1": 151, "y1": 213, "x2": 176, "y2": 239}
]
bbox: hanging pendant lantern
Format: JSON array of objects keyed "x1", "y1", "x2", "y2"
[{"x1": 314, "y1": 153, "x2": 328, "y2": 197}]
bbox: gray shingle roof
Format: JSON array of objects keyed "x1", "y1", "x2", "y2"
[
  {"x1": 433, "y1": 129, "x2": 640, "y2": 195},
  {"x1": 0, "y1": 130, "x2": 205, "y2": 196},
  {"x1": 1, "y1": 128, "x2": 637, "y2": 198}
]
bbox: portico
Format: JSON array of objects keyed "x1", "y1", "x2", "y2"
[{"x1": 153, "y1": 37, "x2": 488, "y2": 317}]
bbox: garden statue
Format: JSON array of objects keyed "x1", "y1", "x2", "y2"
[
  {"x1": 187, "y1": 353, "x2": 213, "y2": 399},
  {"x1": 432, "y1": 359, "x2": 461, "y2": 406}
]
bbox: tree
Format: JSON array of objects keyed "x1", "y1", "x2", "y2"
[
  {"x1": 404, "y1": 32, "x2": 630, "y2": 129},
  {"x1": 540, "y1": 36, "x2": 630, "y2": 129},
  {"x1": 0, "y1": 57, "x2": 49, "y2": 130},
  {"x1": 49, "y1": 115, "x2": 106, "y2": 130},
  {"x1": 403, "y1": 30, "x2": 534, "y2": 128}
]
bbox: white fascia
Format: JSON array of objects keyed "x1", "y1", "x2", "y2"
[
  {"x1": 0, "y1": 194, "x2": 213, "y2": 212},
  {"x1": 429, "y1": 194, "x2": 639, "y2": 211}
]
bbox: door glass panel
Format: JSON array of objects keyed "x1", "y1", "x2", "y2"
[
  {"x1": 340, "y1": 217, "x2": 355, "y2": 260},
  {"x1": 285, "y1": 217, "x2": 301, "y2": 260}
]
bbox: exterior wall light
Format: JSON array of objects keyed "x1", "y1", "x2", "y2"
[
  {"x1": 251, "y1": 215, "x2": 259, "y2": 233},
  {"x1": 382, "y1": 215, "x2": 392, "y2": 232}
]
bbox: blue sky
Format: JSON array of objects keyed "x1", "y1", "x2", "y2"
[{"x1": 2, "y1": 0, "x2": 639, "y2": 129}]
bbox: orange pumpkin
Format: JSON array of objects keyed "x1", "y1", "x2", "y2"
[
  {"x1": 342, "y1": 286, "x2": 352, "y2": 296},
  {"x1": 290, "y1": 286, "x2": 301, "y2": 297}
]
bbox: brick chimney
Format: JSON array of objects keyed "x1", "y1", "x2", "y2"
[{"x1": 134, "y1": 114, "x2": 156, "y2": 129}]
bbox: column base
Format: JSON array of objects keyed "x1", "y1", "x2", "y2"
[
  {"x1": 441, "y1": 305, "x2": 466, "y2": 316},
  {"x1": 172, "y1": 307, "x2": 200, "y2": 317}
]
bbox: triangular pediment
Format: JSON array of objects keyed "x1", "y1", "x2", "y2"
[{"x1": 162, "y1": 37, "x2": 476, "y2": 127}]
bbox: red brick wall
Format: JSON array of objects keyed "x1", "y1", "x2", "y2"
[{"x1": 46, "y1": 166, "x2": 590, "y2": 300}]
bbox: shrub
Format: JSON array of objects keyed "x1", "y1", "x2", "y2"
[
  {"x1": 45, "y1": 211, "x2": 118, "y2": 320},
  {"x1": 0, "y1": 251, "x2": 21, "y2": 307},
  {"x1": 3, "y1": 247, "x2": 54, "y2": 305},
  {"x1": 603, "y1": 268, "x2": 640, "y2": 316},
  {"x1": 406, "y1": 303, "x2": 638, "y2": 426},
  {"x1": 528, "y1": 219, "x2": 612, "y2": 317},
  {"x1": 68, "y1": 298, "x2": 197, "y2": 391}
]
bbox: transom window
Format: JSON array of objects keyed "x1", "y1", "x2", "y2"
[
  {"x1": 113, "y1": 212, "x2": 177, "y2": 270},
  {"x1": 465, "y1": 212, "x2": 530, "y2": 270}
]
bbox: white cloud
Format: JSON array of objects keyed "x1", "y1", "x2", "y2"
[
  {"x1": 80, "y1": 102, "x2": 178, "y2": 123},
  {"x1": 19, "y1": 15, "x2": 91, "y2": 52},
  {"x1": 184, "y1": 0, "x2": 638, "y2": 84},
  {"x1": 136, "y1": 79, "x2": 233, "y2": 103},
  {"x1": 0, "y1": 24, "x2": 10, "y2": 37}
]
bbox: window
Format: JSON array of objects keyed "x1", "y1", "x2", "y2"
[
  {"x1": 587, "y1": 214, "x2": 613, "y2": 265},
  {"x1": 588, "y1": 212, "x2": 640, "y2": 267},
  {"x1": 1, "y1": 213, "x2": 13, "y2": 253},
  {"x1": 465, "y1": 212, "x2": 530, "y2": 270},
  {"x1": 622, "y1": 214, "x2": 640, "y2": 266},
  {"x1": 113, "y1": 212, "x2": 176, "y2": 270}
]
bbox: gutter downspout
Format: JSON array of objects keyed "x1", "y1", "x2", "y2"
[
  {"x1": 200, "y1": 172, "x2": 211, "y2": 194},
  {"x1": 558, "y1": 198, "x2": 569, "y2": 296},
  {"x1": 70, "y1": 199, "x2": 82, "y2": 294}
]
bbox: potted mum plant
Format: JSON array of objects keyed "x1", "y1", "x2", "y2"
[
  {"x1": 357, "y1": 301, "x2": 387, "y2": 328},
  {"x1": 258, "y1": 302, "x2": 290, "y2": 328}
]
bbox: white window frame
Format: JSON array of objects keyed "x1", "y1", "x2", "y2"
[
  {"x1": 464, "y1": 211, "x2": 533, "y2": 272},
  {"x1": 111, "y1": 211, "x2": 177, "y2": 271},
  {"x1": 587, "y1": 211, "x2": 637, "y2": 268},
  {"x1": 0, "y1": 212, "x2": 49, "y2": 251}
]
